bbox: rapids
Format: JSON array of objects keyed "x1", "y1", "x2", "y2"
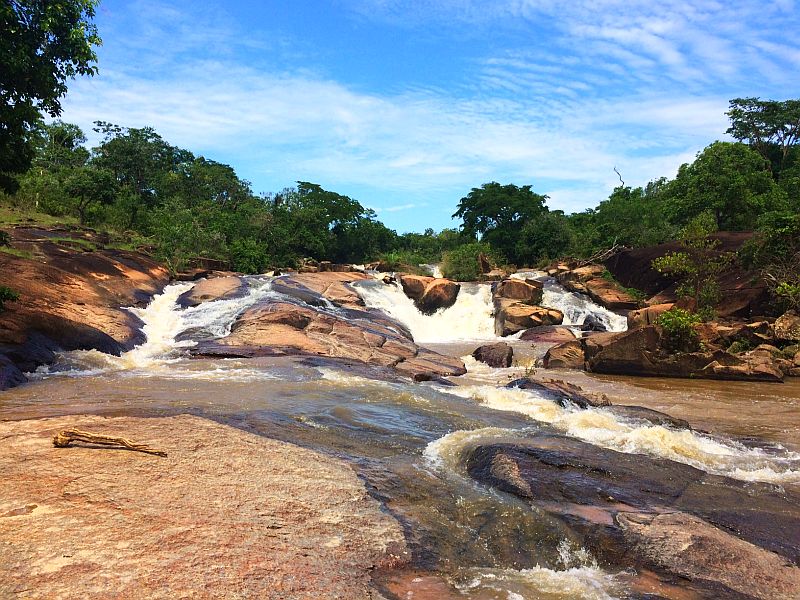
[{"x1": 4, "y1": 275, "x2": 800, "y2": 599}]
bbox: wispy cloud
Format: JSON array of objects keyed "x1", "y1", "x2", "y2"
[{"x1": 58, "y1": 0, "x2": 799, "y2": 231}]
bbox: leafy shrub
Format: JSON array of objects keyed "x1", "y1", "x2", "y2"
[
  {"x1": 727, "y1": 340, "x2": 752, "y2": 354},
  {"x1": 441, "y1": 242, "x2": 504, "y2": 281},
  {"x1": 0, "y1": 285, "x2": 19, "y2": 311},
  {"x1": 656, "y1": 307, "x2": 701, "y2": 353},
  {"x1": 0, "y1": 231, "x2": 9, "y2": 246},
  {"x1": 376, "y1": 250, "x2": 429, "y2": 275},
  {"x1": 230, "y1": 238, "x2": 270, "y2": 274}
]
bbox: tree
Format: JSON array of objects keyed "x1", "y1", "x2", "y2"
[
  {"x1": 452, "y1": 182, "x2": 548, "y2": 264},
  {"x1": 727, "y1": 97, "x2": 800, "y2": 176},
  {"x1": 62, "y1": 166, "x2": 115, "y2": 224},
  {"x1": 515, "y1": 211, "x2": 574, "y2": 264},
  {"x1": 32, "y1": 121, "x2": 90, "y2": 171},
  {"x1": 0, "y1": 1, "x2": 100, "y2": 191},
  {"x1": 665, "y1": 142, "x2": 787, "y2": 230}
]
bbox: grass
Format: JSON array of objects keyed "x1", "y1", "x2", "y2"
[
  {"x1": 0, "y1": 246, "x2": 35, "y2": 259},
  {"x1": 0, "y1": 203, "x2": 78, "y2": 227}
]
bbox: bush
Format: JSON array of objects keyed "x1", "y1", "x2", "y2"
[
  {"x1": 230, "y1": 238, "x2": 270, "y2": 274},
  {"x1": 0, "y1": 231, "x2": 9, "y2": 246},
  {"x1": 656, "y1": 307, "x2": 701, "y2": 353},
  {"x1": 0, "y1": 285, "x2": 19, "y2": 311},
  {"x1": 441, "y1": 242, "x2": 503, "y2": 281},
  {"x1": 727, "y1": 340, "x2": 752, "y2": 354}
]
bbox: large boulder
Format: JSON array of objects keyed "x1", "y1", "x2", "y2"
[
  {"x1": 519, "y1": 325, "x2": 577, "y2": 344},
  {"x1": 472, "y1": 342, "x2": 513, "y2": 368},
  {"x1": 775, "y1": 311, "x2": 800, "y2": 342},
  {"x1": 627, "y1": 303, "x2": 674, "y2": 329},
  {"x1": 493, "y1": 279, "x2": 543, "y2": 305},
  {"x1": 465, "y1": 435, "x2": 800, "y2": 598},
  {"x1": 557, "y1": 264, "x2": 640, "y2": 311},
  {"x1": 417, "y1": 279, "x2": 460, "y2": 315},
  {"x1": 495, "y1": 299, "x2": 563, "y2": 337},
  {"x1": 399, "y1": 274, "x2": 433, "y2": 300},
  {"x1": 542, "y1": 339, "x2": 585, "y2": 369},
  {"x1": 177, "y1": 276, "x2": 247, "y2": 307}
]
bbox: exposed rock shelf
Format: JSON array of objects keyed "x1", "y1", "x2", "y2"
[{"x1": 0, "y1": 414, "x2": 406, "y2": 599}]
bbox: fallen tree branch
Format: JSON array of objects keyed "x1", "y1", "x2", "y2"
[{"x1": 53, "y1": 429, "x2": 167, "y2": 457}]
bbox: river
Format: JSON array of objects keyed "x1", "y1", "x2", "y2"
[{"x1": 1, "y1": 274, "x2": 799, "y2": 599}]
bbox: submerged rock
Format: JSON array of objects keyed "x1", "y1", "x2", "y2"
[
  {"x1": 472, "y1": 342, "x2": 513, "y2": 368},
  {"x1": 0, "y1": 414, "x2": 407, "y2": 598}
]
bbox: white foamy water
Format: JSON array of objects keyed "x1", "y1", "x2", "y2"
[
  {"x1": 435, "y1": 385, "x2": 800, "y2": 484},
  {"x1": 541, "y1": 281, "x2": 628, "y2": 333},
  {"x1": 356, "y1": 281, "x2": 497, "y2": 342},
  {"x1": 35, "y1": 279, "x2": 276, "y2": 378}
]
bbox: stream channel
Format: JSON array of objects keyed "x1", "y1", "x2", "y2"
[{"x1": 2, "y1": 273, "x2": 799, "y2": 599}]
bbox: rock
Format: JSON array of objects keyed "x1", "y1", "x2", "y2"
[
  {"x1": 618, "y1": 512, "x2": 800, "y2": 600},
  {"x1": 483, "y1": 269, "x2": 505, "y2": 281},
  {"x1": 542, "y1": 339, "x2": 585, "y2": 370},
  {"x1": 278, "y1": 271, "x2": 369, "y2": 308},
  {"x1": 775, "y1": 311, "x2": 800, "y2": 342},
  {"x1": 318, "y1": 260, "x2": 332, "y2": 271},
  {"x1": 176, "y1": 276, "x2": 247, "y2": 307},
  {"x1": 174, "y1": 268, "x2": 212, "y2": 281},
  {"x1": 399, "y1": 274, "x2": 432, "y2": 300},
  {"x1": 579, "y1": 313, "x2": 607, "y2": 332},
  {"x1": 478, "y1": 253, "x2": 492, "y2": 274},
  {"x1": 0, "y1": 355, "x2": 26, "y2": 389},
  {"x1": 627, "y1": 303, "x2": 674, "y2": 329},
  {"x1": 0, "y1": 415, "x2": 406, "y2": 598},
  {"x1": 399, "y1": 275, "x2": 460, "y2": 315},
  {"x1": 795, "y1": 350, "x2": 800, "y2": 367},
  {"x1": 604, "y1": 405, "x2": 690, "y2": 429},
  {"x1": 472, "y1": 342, "x2": 514, "y2": 368},
  {"x1": 0, "y1": 227, "x2": 169, "y2": 388},
  {"x1": 493, "y1": 279, "x2": 543, "y2": 305},
  {"x1": 192, "y1": 299, "x2": 466, "y2": 380},
  {"x1": 557, "y1": 264, "x2": 641, "y2": 310},
  {"x1": 584, "y1": 326, "x2": 662, "y2": 375},
  {"x1": 465, "y1": 435, "x2": 800, "y2": 597},
  {"x1": 519, "y1": 326, "x2": 577, "y2": 344},
  {"x1": 507, "y1": 377, "x2": 609, "y2": 408},
  {"x1": 494, "y1": 299, "x2": 563, "y2": 336},
  {"x1": 417, "y1": 279, "x2": 460, "y2": 315}
]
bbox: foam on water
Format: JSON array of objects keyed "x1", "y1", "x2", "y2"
[
  {"x1": 356, "y1": 281, "x2": 497, "y2": 342},
  {"x1": 35, "y1": 279, "x2": 276, "y2": 378},
  {"x1": 440, "y1": 385, "x2": 800, "y2": 484},
  {"x1": 541, "y1": 281, "x2": 628, "y2": 333}
]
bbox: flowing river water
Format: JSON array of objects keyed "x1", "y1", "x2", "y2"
[{"x1": 2, "y1": 274, "x2": 800, "y2": 599}]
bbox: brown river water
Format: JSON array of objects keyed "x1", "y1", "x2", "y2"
[{"x1": 1, "y1": 277, "x2": 799, "y2": 599}]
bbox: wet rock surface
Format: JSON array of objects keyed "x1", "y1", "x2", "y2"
[
  {"x1": 0, "y1": 414, "x2": 406, "y2": 599},
  {"x1": 399, "y1": 275, "x2": 460, "y2": 315},
  {"x1": 519, "y1": 325, "x2": 577, "y2": 344},
  {"x1": 0, "y1": 227, "x2": 169, "y2": 389},
  {"x1": 507, "y1": 377, "x2": 610, "y2": 408},
  {"x1": 494, "y1": 299, "x2": 563, "y2": 336},
  {"x1": 465, "y1": 434, "x2": 800, "y2": 599},
  {"x1": 192, "y1": 273, "x2": 466, "y2": 381},
  {"x1": 176, "y1": 275, "x2": 247, "y2": 307},
  {"x1": 492, "y1": 278, "x2": 543, "y2": 305}
]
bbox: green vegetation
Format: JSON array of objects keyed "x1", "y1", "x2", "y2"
[
  {"x1": 0, "y1": 285, "x2": 19, "y2": 312},
  {"x1": 656, "y1": 308, "x2": 702, "y2": 353},
  {"x1": 441, "y1": 243, "x2": 501, "y2": 282}
]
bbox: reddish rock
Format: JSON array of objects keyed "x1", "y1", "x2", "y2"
[
  {"x1": 627, "y1": 303, "x2": 674, "y2": 329},
  {"x1": 399, "y1": 274, "x2": 433, "y2": 300},
  {"x1": 542, "y1": 339, "x2": 585, "y2": 370},
  {"x1": 278, "y1": 271, "x2": 369, "y2": 308},
  {"x1": 494, "y1": 300, "x2": 563, "y2": 336},
  {"x1": 472, "y1": 342, "x2": 514, "y2": 368},
  {"x1": 493, "y1": 279, "x2": 543, "y2": 305},
  {"x1": 177, "y1": 276, "x2": 247, "y2": 307},
  {"x1": 774, "y1": 311, "x2": 800, "y2": 342},
  {"x1": 519, "y1": 326, "x2": 577, "y2": 344},
  {"x1": 0, "y1": 415, "x2": 407, "y2": 598},
  {"x1": 399, "y1": 275, "x2": 460, "y2": 315}
]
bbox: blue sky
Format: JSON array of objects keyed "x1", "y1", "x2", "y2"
[{"x1": 60, "y1": 0, "x2": 800, "y2": 232}]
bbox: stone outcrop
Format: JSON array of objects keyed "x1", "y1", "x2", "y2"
[
  {"x1": 494, "y1": 299, "x2": 563, "y2": 337},
  {"x1": 775, "y1": 310, "x2": 800, "y2": 342},
  {"x1": 0, "y1": 414, "x2": 406, "y2": 598},
  {"x1": 556, "y1": 265, "x2": 640, "y2": 311},
  {"x1": 544, "y1": 324, "x2": 787, "y2": 381},
  {"x1": 472, "y1": 342, "x2": 513, "y2": 368},
  {"x1": 465, "y1": 434, "x2": 800, "y2": 599},
  {"x1": 193, "y1": 273, "x2": 466, "y2": 382},
  {"x1": 0, "y1": 227, "x2": 169, "y2": 389},
  {"x1": 492, "y1": 278, "x2": 543, "y2": 305},
  {"x1": 399, "y1": 275, "x2": 460, "y2": 315},
  {"x1": 626, "y1": 303, "x2": 674, "y2": 329},
  {"x1": 519, "y1": 325, "x2": 577, "y2": 344},
  {"x1": 177, "y1": 275, "x2": 247, "y2": 307}
]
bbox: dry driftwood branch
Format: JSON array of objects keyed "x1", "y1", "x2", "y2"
[{"x1": 53, "y1": 428, "x2": 167, "y2": 457}]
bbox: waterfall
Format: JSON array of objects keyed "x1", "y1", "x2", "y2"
[{"x1": 355, "y1": 280, "x2": 497, "y2": 343}]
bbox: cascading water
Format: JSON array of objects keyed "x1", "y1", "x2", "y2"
[
  {"x1": 354, "y1": 280, "x2": 497, "y2": 342},
  {"x1": 542, "y1": 281, "x2": 628, "y2": 332}
]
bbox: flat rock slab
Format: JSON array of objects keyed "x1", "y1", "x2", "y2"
[{"x1": 0, "y1": 415, "x2": 406, "y2": 599}]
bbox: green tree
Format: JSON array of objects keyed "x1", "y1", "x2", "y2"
[
  {"x1": 665, "y1": 142, "x2": 787, "y2": 230},
  {"x1": 515, "y1": 210, "x2": 574, "y2": 264},
  {"x1": 0, "y1": 0, "x2": 100, "y2": 191},
  {"x1": 62, "y1": 166, "x2": 116, "y2": 225},
  {"x1": 452, "y1": 182, "x2": 548, "y2": 264},
  {"x1": 652, "y1": 212, "x2": 733, "y2": 317},
  {"x1": 726, "y1": 97, "x2": 800, "y2": 176}
]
